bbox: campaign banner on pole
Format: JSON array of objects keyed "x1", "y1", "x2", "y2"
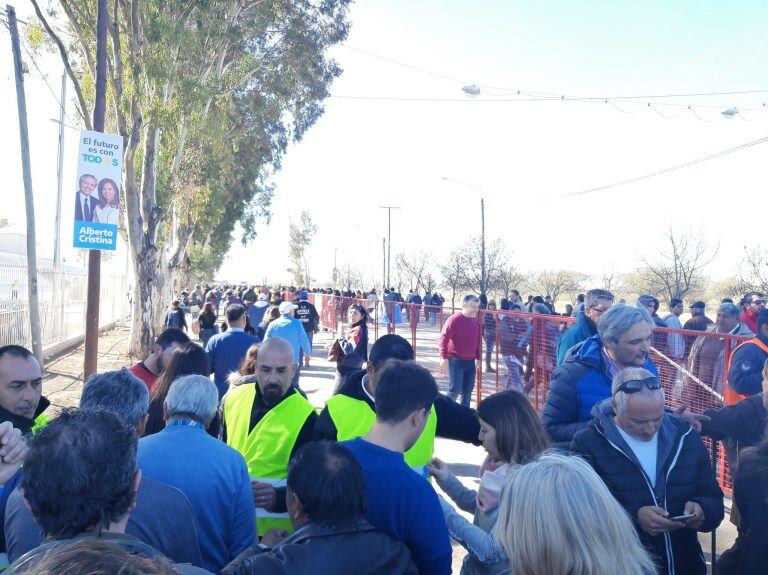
[{"x1": 72, "y1": 130, "x2": 122, "y2": 251}]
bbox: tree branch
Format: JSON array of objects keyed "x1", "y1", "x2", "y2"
[{"x1": 30, "y1": 0, "x2": 93, "y2": 130}]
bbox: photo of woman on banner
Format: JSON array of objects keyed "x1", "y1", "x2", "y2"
[
  {"x1": 74, "y1": 173, "x2": 98, "y2": 223},
  {"x1": 92, "y1": 178, "x2": 120, "y2": 226}
]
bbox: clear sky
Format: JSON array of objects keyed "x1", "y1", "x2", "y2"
[{"x1": 2, "y1": 1, "x2": 768, "y2": 286}]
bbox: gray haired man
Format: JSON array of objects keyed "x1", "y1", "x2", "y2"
[
  {"x1": 4, "y1": 369, "x2": 204, "y2": 567},
  {"x1": 438, "y1": 294, "x2": 482, "y2": 407},
  {"x1": 571, "y1": 368, "x2": 724, "y2": 575},
  {"x1": 138, "y1": 375, "x2": 256, "y2": 573},
  {"x1": 541, "y1": 304, "x2": 659, "y2": 444},
  {"x1": 686, "y1": 302, "x2": 754, "y2": 399}
]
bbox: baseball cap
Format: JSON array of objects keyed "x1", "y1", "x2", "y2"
[
  {"x1": 690, "y1": 301, "x2": 706, "y2": 309},
  {"x1": 299, "y1": 291, "x2": 308, "y2": 300},
  {"x1": 279, "y1": 302, "x2": 296, "y2": 315}
]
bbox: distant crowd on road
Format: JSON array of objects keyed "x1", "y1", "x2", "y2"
[{"x1": 0, "y1": 280, "x2": 765, "y2": 574}]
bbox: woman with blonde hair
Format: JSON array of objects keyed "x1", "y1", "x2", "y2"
[{"x1": 494, "y1": 452, "x2": 657, "y2": 575}]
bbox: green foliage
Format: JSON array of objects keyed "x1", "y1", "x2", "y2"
[
  {"x1": 287, "y1": 211, "x2": 317, "y2": 285},
  {"x1": 39, "y1": 0, "x2": 351, "y2": 280},
  {"x1": 23, "y1": 23, "x2": 54, "y2": 53}
]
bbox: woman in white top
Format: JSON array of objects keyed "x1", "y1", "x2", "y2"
[{"x1": 93, "y1": 178, "x2": 120, "y2": 225}]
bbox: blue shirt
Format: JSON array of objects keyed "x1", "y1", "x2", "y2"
[
  {"x1": 263, "y1": 316, "x2": 311, "y2": 363},
  {"x1": 341, "y1": 438, "x2": 452, "y2": 575},
  {"x1": 205, "y1": 328, "x2": 260, "y2": 396},
  {"x1": 138, "y1": 421, "x2": 256, "y2": 573}
]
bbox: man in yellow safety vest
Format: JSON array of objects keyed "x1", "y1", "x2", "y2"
[
  {"x1": 314, "y1": 334, "x2": 479, "y2": 477},
  {"x1": 221, "y1": 337, "x2": 317, "y2": 536},
  {"x1": 0, "y1": 345, "x2": 49, "y2": 435}
]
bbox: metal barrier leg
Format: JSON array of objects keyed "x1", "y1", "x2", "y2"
[
  {"x1": 711, "y1": 440, "x2": 718, "y2": 575},
  {"x1": 495, "y1": 327, "x2": 500, "y2": 393}
]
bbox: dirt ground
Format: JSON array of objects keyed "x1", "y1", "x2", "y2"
[{"x1": 43, "y1": 326, "x2": 134, "y2": 414}]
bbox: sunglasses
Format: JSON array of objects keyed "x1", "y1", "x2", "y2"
[
  {"x1": 751, "y1": 299, "x2": 767, "y2": 305},
  {"x1": 614, "y1": 376, "x2": 662, "y2": 396}
]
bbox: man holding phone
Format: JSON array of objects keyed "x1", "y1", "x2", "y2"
[{"x1": 571, "y1": 367, "x2": 724, "y2": 575}]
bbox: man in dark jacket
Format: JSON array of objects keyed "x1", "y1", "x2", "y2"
[
  {"x1": 222, "y1": 441, "x2": 416, "y2": 575},
  {"x1": 637, "y1": 294, "x2": 670, "y2": 354},
  {"x1": 164, "y1": 300, "x2": 188, "y2": 332},
  {"x1": 571, "y1": 368, "x2": 724, "y2": 575},
  {"x1": 683, "y1": 301, "x2": 714, "y2": 355},
  {"x1": 556, "y1": 288, "x2": 614, "y2": 366},
  {"x1": 314, "y1": 335, "x2": 480, "y2": 476},
  {"x1": 541, "y1": 304, "x2": 658, "y2": 444},
  {"x1": 726, "y1": 309, "x2": 768, "y2": 397},
  {"x1": 294, "y1": 292, "x2": 319, "y2": 367},
  {"x1": 0, "y1": 345, "x2": 49, "y2": 435}
]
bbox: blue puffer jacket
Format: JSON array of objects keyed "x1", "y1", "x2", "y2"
[
  {"x1": 540, "y1": 334, "x2": 658, "y2": 444},
  {"x1": 556, "y1": 312, "x2": 596, "y2": 366}
]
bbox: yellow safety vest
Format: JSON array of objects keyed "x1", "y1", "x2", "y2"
[
  {"x1": 31, "y1": 413, "x2": 49, "y2": 435},
  {"x1": 224, "y1": 385, "x2": 314, "y2": 536},
  {"x1": 326, "y1": 394, "x2": 437, "y2": 477}
]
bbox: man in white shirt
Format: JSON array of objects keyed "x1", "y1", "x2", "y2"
[
  {"x1": 570, "y1": 367, "x2": 724, "y2": 575},
  {"x1": 75, "y1": 173, "x2": 98, "y2": 222}
]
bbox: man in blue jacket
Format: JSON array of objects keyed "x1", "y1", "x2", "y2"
[
  {"x1": 206, "y1": 305, "x2": 260, "y2": 397},
  {"x1": 541, "y1": 304, "x2": 658, "y2": 444},
  {"x1": 556, "y1": 289, "x2": 614, "y2": 366},
  {"x1": 726, "y1": 308, "x2": 768, "y2": 397}
]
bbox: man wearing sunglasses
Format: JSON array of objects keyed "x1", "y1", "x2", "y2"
[
  {"x1": 740, "y1": 292, "x2": 765, "y2": 335},
  {"x1": 571, "y1": 367, "x2": 724, "y2": 575},
  {"x1": 726, "y1": 308, "x2": 768, "y2": 398},
  {"x1": 542, "y1": 304, "x2": 658, "y2": 445},
  {"x1": 555, "y1": 289, "x2": 614, "y2": 366}
]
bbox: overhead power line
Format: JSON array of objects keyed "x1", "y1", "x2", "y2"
[
  {"x1": 341, "y1": 44, "x2": 768, "y2": 103},
  {"x1": 17, "y1": 37, "x2": 75, "y2": 125},
  {"x1": 559, "y1": 134, "x2": 768, "y2": 198}
]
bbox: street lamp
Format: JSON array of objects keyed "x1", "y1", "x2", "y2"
[
  {"x1": 379, "y1": 206, "x2": 400, "y2": 289},
  {"x1": 441, "y1": 177, "x2": 486, "y2": 297}
]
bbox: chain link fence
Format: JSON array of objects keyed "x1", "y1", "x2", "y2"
[{"x1": 0, "y1": 264, "x2": 131, "y2": 355}]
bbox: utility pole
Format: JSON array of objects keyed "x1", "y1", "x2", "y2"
[
  {"x1": 382, "y1": 238, "x2": 386, "y2": 292},
  {"x1": 332, "y1": 247, "x2": 338, "y2": 288},
  {"x1": 83, "y1": 0, "x2": 108, "y2": 379},
  {"x1": 480, "y1": 197, "x2": 486, "y2": 296},
  {"x1": 441, "y1": 177, "x2": 486, "y2": 296},
  {"x1": 53, "y1": 72, "x2": 66, "y2": 268},
  {"x1": 7, "y1": 4, "x2": 43, "y2": 366},
  {"x1": 379, "y1": 206, "x2": 400, "y2": 289}
]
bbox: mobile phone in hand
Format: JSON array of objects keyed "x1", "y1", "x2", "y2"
[{"x1": 670, "y1": 513, "x2": 696, "y2": 522}]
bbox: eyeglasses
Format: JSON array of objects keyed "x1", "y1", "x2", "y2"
[
  {"x1": 751, "y1": 299, "x2": 767, "y2": 306},
  {"x1": 614, "y1": 376, "x2": 663, "y2": 396},
  {"x1": 590, "y1": 306, "x2": 609, "y2": 314}
]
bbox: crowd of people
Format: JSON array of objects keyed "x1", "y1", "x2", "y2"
[{"x1": 0, "y1": 281, "x2": 765, "y2": 574}]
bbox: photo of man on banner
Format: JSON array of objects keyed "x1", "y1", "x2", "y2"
[{"x1": 74, "y1": 173, "x2": 98, "y2": 223}]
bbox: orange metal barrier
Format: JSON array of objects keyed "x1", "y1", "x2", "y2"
[{"x1": 310, "y1": 293, "x2": 749, "y2": 493}]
